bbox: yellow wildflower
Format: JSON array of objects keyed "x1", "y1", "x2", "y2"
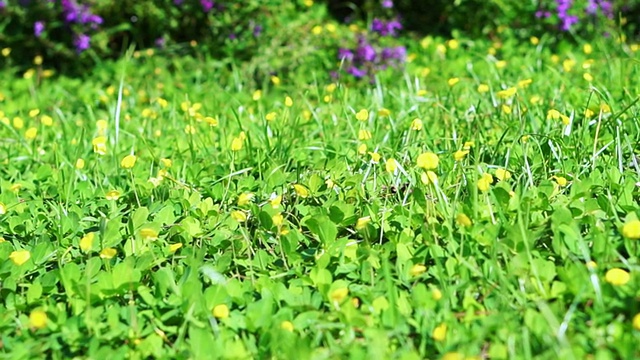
[
  {"x1": 605, "y1": 268, "x2": 630, "y2": 286},
  {"x1": 105, "y1": 190, "x2": 121, "y2": 201},
  {"x1": 330, "y1": 288, "x2": 349, "y2": 303},
  {"x1": 385, "y1": 158, "x2": 397, "y2": 173},
  {"x1": 237, "y1": 193, "x2": 254, "y2": 206},
  {"x1": 495, "y1": 168, "x2": 512, "y2": 181},
  {"x1": 169, "y1": 243, "x2": 183, "y2": 253},
  {"x1": 369, "y1": 152, "x2": 381, "y2": 163},
  {"x1": 120, "y1": 154, "x2": 137, "y2": 169},
  {"x1": 355, "y1": 216, "x2": 371, "y2": 230},
  {"x1": 280, "y1": 321, "x2": 294, "y2": 332},
  {"x1": 9, "y1": 250, "x2": 31, "y2": 266},
  {"x1": 454, "y1": 150, "x2": 469, "y2": 161},
  {"x1": 79, "y1": 233, "x2": 95, "y2": 252},
  {"x1": 477, "y1": 173, "x2": 493, "y2": 192},
  {"x1": 456, "y1": 213, "x2": 472, "y2": 227},
  {"x1": 432, "y1": 323, "x2": 447, "y2": 341},
  {"x1": 293, "y1": 184, "x2": 310, "y2": 198},
  {"x1": 100, "y1": 248, "x2": 117, "y2": 259},
  {"x1": 410, "y1": 118, "x2": 423, "y2": 130},
  {"x1": 140, "y1": 228, "x2": 159, "y2": 240},
  {"x1": 29, "y1": 310, "x2": 48, "y2": 330},
  {"x1": 213, "y1": 304, "x2": 230, "y2": 319},
  {"x1": 410, "y1": 264, "x2": 427, "y2": 276},
  {"x1": 416, "y1": 152, "x2": 439, "y2": 170},
  {"x1": 356, "y1": 109, "x2": 369, "y2": 121},
  {"x1": 622, "y1": 219, "x2": 640, "y2": 239},
  {"x1": 231, "y1": 210, "x2": 248, "y2": 222}
]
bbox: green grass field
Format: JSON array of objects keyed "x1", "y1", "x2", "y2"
[{"x1": 1, "y1": 32, "x2": 640, "y2": 359}]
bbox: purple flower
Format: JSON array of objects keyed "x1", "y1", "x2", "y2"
[
  {"x1": 73, "y1": 33, "x2": 90, "y2": 53},
  {"x1": 201, "y1": 0, "x2": 214, "y2": 12},
  {"x1": 338, "y1": 48, "x2": 354, "y2": 62},
  {"x1": 371, "y1": 18, "x2": 402, "y2": 37},
  {"x1": 356, "y1": 42, "x2": 376, "y2": 62},
  {"x1": 381, "y1": 0, "x2": 393, "y2": 8},
  {"x1": 0, "y1": 1, "x2": 6, "y2": 9},
  {"x1": 155, "y1": 37, "x2": 166, "y2": 48},
  {"x1": 252, "y1": 24, "x2": 263, "y2": 37},
  {"x1": 34, "y1": 21, "x2": 45, "y2": 37},
  {"x1": 347, "y1": 66, "x2": 367, "y2": 78}
]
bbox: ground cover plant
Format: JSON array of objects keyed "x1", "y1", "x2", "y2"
[{"x1": 2, "y1": 1, "x2": 640, "y2": 360}]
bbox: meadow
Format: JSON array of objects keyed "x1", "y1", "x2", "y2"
[{"x1": 1, "y1": 6, "x2": 640, "y2": 360}]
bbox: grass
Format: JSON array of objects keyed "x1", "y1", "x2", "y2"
[{"x1": 1, "y1": 30, "x2": 640, "y2": 360}]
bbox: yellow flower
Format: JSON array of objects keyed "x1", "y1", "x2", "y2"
[
  {"x1": 583, "y1": 43, "x2": 593, "y2": 54},
  {"x1": 75, "y1": 158, "x2": 85, "y2": 169},
  {"x1": 13, "y1": 117, "x2": 24, "y2": 129},
  {"x1": 432, "y1": 288, "x2": 443, "y2": 301},
  {"x1": 563, "y1": 59, "x2": 576, "y2": 72},
  {"x1": 410, "y1": 264, "x2": 427, "y2": 276},
  {"x1": 10, "y1": 183, "x2": 22, "y2": 193},
  {"x1": 9, "y1": 250, "x2": 31, "y2": 266},
  {"x1": 605, "y1": 268, "x2": 630, "y2": 286},
  {"x1": 518, "y1": 79, "x2": 533, "y2": 88},
  {"x1": 120, "y1": 154, "x2": 137, "y2": 169},
  {"x1": 237, "y1": 193, "x2": 254, "y2": 206},
  {"x1": 231, "y1": 210, "x2": 248, "y2": 222},
  {"x1": 530, "y1": 36, "x2": 540, "y2": 45},
  {"x1": 357, "y1": 143, "x2": 367, "y2": 155},
  {"x1": 453, "y1": 150, "x2": 469, "y2": 161},
  {"x1": 0, "y1": 202, "x2": 6, "y2": 215},
  {"x1": 356, "y1": 109, "x2": 369, "y2": 122},
  {"x1": 1, "y1": 48, "x2": 10, "y2": 57},
  {"x1": 496, "y1": 87, "x2": 517, "y2": 99},
  {"x1": 477, "y1": 173, "x2": 493, "y2": 192},
  {"x1": 140, "y1": 228, "x2": 159, "y2": 240},
  {"x1": 447, "y1": 77, "x2": 459, "y2": 86},
  {"x1": 100, "y1": 248, "x2": 117, "y2": 259},
  {"x1": 252, "y1": 90, "x2": 262, "y2": 101},
  {"x1": 161, "y1": 158, "x2": 172, "y2": 168},
  {"x1": 312, "y1": 25, "x2": 323, "y2": 35},
  {"x1": 169, "y1": 243, "x2": 183, "y2": 253},
  {"x1": 463, "y1": 141, "x2": 474, "y2": 149},
  {"x1": 378, "y1": 108, "x2": 391, "y2": 117},
  {"x1": 204, "y1": 117, "x2": 219, "y2": 126},
  {"x1": 284, "y1": 96, "x2": 293, "y2": 107},
  {"x1": 633, "y1": 313, "x2": 640, "y2": 331},
  {"x1": 495, "y1": 168, "x2": 512, "y2": 181},
  {"x1": 495, "y1": 60, "x2": 507, "y2": 69},
  {"x1": 432, "y1": 323, "x2": 447, "y2": 341},
  {"x1": 583, "y1": 73, "x2": 594, "y2": 82},
  {"x1": 385, "y1": 158, "x2": 397, "y2": 173},
  {"x1": 330, "y1": 288, "x2": 349, "y2": 303},
  {"x1": 420, "y1": 171, "x2": 438, "y2": 185},
  {"x1": 270, "y1": 195, "x2": 282, "y2": 208},
  {"x1": 280, "y1": 321, "x2": 294, "y2": 332},
  {"x1": 586, "y1": 261, "x2": 597, "y2": 269},
  {"x1": 105, "y1": 190, "x2": 121, "y2": 201},
  {"x1": 447, "y1": 39, "x2": 459, "y2": 49},
  {"x1": 272, "y1": 213, "x2": 284, "y2": 227},
  {"x1": 271, "y1": 76, "x2": 281, "y2": 86},
  {"x1": 96, "y1": 119, "x2": 108, "y2": 132},
  {"x1": 25, "y1": 127, "x2": 37, "y2": 140},
  {"x1": 79, "y1": 233, "x2": 95, "y2": 252},
  {"x1": 184, "y1": 125, "x2": 196, "y2": 134},
  {"x1": 231, "y1": 136, "x2": 243, "y2": 151},
  {"x1": 92, "y1": 136, "x2": 107, "y2": 155},
  {"x1": 553, "y1": 176, "x2": 568, "y2": 187},
  {"x1": 477, "y1": 84, "x2": 490, "y2": 93},
  {"x1": 502, "y1": 104, "x2": 512, "y2": 114},
  {"x1": 213, "y1": 304, "x2": 230, "y2": 319},
  {"x1": 584, "y1": 109, "x2": 595, "y2": 118},
  {"x1": 416, "y1": 152, "x2": 439, "y2": 170},
  {"x1": 293, "y1": 184, "x2": 310, "y2": 198},
  {"x1": 358, "y1": 129, "x2": 372, "y2": 141},
  {"x1": 355, "y1": 216, "x2": 371, "y2": 230},
  {"x1": 265, "y1": 112, "x2": 277, "y2": 122},
  {"x1": 441, "y1": 352, "x2": 464, "y2": 360},
  {"x1": 600, "y1": 104, "x2": 611, "y2": 113},
  {"x1": 622, "y1": 219, "x2": 640, "y2": 239},
  {"x1": 325, "y1": 83, "x2": 337, "y2": 93},
  {"x1": 410, "y1": 118, "x2": 423, "y2": 131},
  {"x1": 40, "y1": 115, "x2": 53, "y2": 126},
  {"x1": 29, "y1": 310, "x2": 48, "y2": 329},
  {"x1": 456, "y1": 213, "x2": 472, "y2": 227},
  {"x1": 369, "y1": 152, "x2": 381, "y2": 163}
]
